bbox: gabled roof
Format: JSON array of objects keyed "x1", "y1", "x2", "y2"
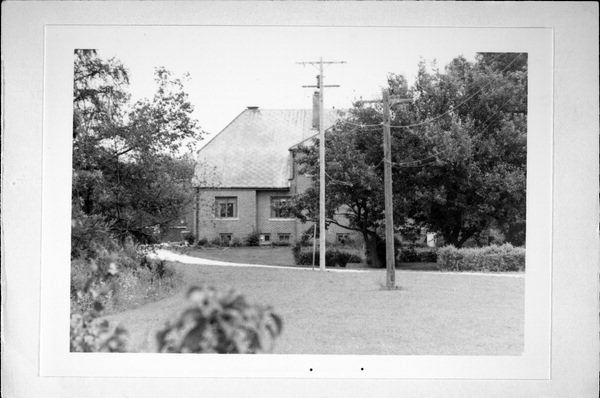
[{"x1": 195, "y1": 108, "x2": 338, "y2": 188}]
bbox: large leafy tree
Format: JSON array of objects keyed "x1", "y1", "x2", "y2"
[
  {"x1": 396, "y1": 53, "x2": 527, "y2": 247},
  {"x1": 292, "y1": 52, "x2": 527, "y2": 264},
  {"x1": 72, "y1": 49, "x2": 203, "y2": 242}
]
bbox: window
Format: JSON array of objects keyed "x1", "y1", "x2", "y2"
[
  {"x1": 215, "y1": 197, "x2": 237, "y2": 218},
  {"x1": 278, "y1": 233, "x2": 291, "y2": 243},
  {"x1": 270, "y1": 196, "x2": 291, "y2": 218},
  {"x1": 260, "y1": 233, "x2": 271, "y2": 244}
]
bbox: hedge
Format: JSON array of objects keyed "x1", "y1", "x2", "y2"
[
  {"x1": 292, "y1": 243, "x2": 362, "y2": 267},
  {"x1": 436, "y1": 244, "x2": 525, "y2": 272},
  {"x1": 398, "y1": 247, "x2": 438, "y2": 263}
]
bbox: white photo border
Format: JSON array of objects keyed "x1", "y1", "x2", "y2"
[
  {"x1": 40, "y1": 24, "x2": 551, "y2": 380},
  {"x1": 2, "y1": 2, "x2": 597, "y2": 397}
]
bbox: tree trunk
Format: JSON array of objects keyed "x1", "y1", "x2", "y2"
[{"x1": 363, "y1": 232, "x2": 385, "y2": 268}]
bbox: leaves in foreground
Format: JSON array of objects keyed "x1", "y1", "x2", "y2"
[{"x1": 156, "y1": 286, "x2": 283, "y2": 354}]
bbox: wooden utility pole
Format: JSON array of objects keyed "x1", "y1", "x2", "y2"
[
  {"x1": 361, "y1": 90, "x2": 411, "y2": 288},
  {"x1": 298, "y1": 58, "x2": 345, "y2": 271},
  {"x1": 382, "y1": 89, "x2": 395, "y2": 288},
  {"x1": 382, "y1": 89, "x2": 412, "y2": 288}
]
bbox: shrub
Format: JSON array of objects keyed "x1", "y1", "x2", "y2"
[
  {"x1": 71, "y1": 211, "x2": 119, "y2": 259},
  {"x1": 156, "y1": 285, "x2": 283, "y2": 353},
  {"x1": 70, "y1": 258, "x2": 128, "y2": 352},
  {"x1": 183, "y1": 232, "x2": 195, "y2": 246},
  {"x1": 70, "y1": 313, "x2": 128, "y2": 353},
  {"x1": 436, "y1": 244, "x2": 525, "y2": 272},
  {"x1": 398, "y1": 247, "x2": 438, "y2": 263},
  {"x1": 231, "y1": 237, "x2": 242, "y2": 247},
  {"x1": 292, "y1": 243, "x2": 361, "y2": 267},
  {"x1": 210, "y1": 236, "x2": 222, "y2": 247},
  {"x1": 272, "y1": 240, "x2": 291, "y2": 247},
  {"x1": 196, "y1": 237, "x2": 208, "y2": 247},
  {"x1": 245, "y1": 231, "x2": 260, "y2": 246}
]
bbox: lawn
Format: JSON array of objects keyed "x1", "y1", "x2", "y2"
[
  {"x1": 180, "y1": 245, "x2": 441, "y2": 270},
  {"x1": 180, "y1": 246, "x2": 296, "y2": 266},
  {"x1": 106, "y1": 261, "x2": 524, "y2": 355}
]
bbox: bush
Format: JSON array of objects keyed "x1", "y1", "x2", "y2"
[
  {"x1": 398, "y1": 247, "x2": 438, "y2": 263},
  {"x1": 71, "y1": 211, "x2": 119, "y2": 259},
  {"x1": 196, "y1": 237, "x2": 208, "y2": 247},
  {"x1": 156, "y1": 285, "x2": 283, "y2": 353},
  {"x1": 70, "y1": 257, "x2": 128, "y2": 352},
  {"x1": 183, "y1": 232, "x2": 195, "y2": 246},
  {"x1": 245, "y1": 231, "x2": 260, "y2": 246},
  {"x1": 231, "y1": 237, "x2": 242, "y2": 247},
  {"x1": 272, "y1": 240, "x2": 291, "y2": 247},
  {"x1": 210, "y1": 236, "x2": 222, "y2": 247},
  {"x1": 292, "y1": 243, "x2": 361, "y2": 267},
  {"x1": 436, "y1": 244, "x2": 525, "y2": 272}
]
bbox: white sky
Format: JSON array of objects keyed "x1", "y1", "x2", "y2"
[{"x1": 96, "y1": 26, "x2": 476, "y2": 145}]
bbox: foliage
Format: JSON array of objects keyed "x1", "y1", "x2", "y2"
[
  {"x1": 156, "y1": 286, "x2": 283, "y2": 353},
  {"x1": 196, "y1": 237, "x2": 208, "y2": 247},
  {"x1": 71, "y1": 209, "x2": 119, "y2": 259},
  {"x1": 245, "y1": 231, "x2": 260, "y2": 246},
  {"x1": 396, "y1": 53, "x2": 527, "y2": 247},
  {"x1": 182, "y1": 232, "x2": 195, "y2": 246},
  {"x1": 71, "y1": 242, "x2": 179, "y2": 316},
  {"x1": 72, "y1": 49, "x2": 204, "y2": 243},
  {"x1": 290, "y1": 53, "x2": 527, "y2": 255},
  {"x1": 436, "y1": 244, "x2": 525, "y2": 272},
  {"x1": 70, "y1": 313, "x2": 129, "y2": 353},
  {"x1": 292, "y1": 242, "x2": 362, "y2": 267},
  {"x1": 70, "y1": 254, "x2": 128, "y2": 352},
  {"x1": 398, "y1": 247, "x2": 438, "y2": 263},
  {"x1": 231, "y1": 237, "x2": 243, "y2": 247}
]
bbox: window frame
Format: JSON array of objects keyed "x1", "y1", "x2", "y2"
[
  {"x1": 270, "y1": 196, "x2": 292, "y2": 219},
  {"x1": 278, "y1": 233, "x2": 291, "y2": 243},
  {"x1": 215, "y1": 196, "x2": 238, "y2": 219}
]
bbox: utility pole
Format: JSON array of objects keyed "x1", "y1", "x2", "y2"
[
  {"x1": 361, "y1": 89, "x2": 411, "y2": 288},
  {"x1": 298, "y1": 58, "x2": 345, "y2": 271}
]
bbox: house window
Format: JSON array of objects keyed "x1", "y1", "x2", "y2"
[
  {"x1": 337, "y1": 233, "x2": 351, "y2": 245},
  {"x1": 215, "y1": 197, "x2": 237, "y2": 218},
  {"x1": 278, "y1": 233, "x2": 291, "y2": 243},
  {"x1": 260, "y1": 233, "x2": 271, "y2": 244},
  {"x1": 270, "y1": 196, "x2": 291, "y2": 218},
  {"x1": 220, "y1": 233, "x2": 232, "y2": 246}
]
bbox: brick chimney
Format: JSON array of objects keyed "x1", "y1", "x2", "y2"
[{"x1": 312, "y1": 91, "x2": 320, "y2": 130}]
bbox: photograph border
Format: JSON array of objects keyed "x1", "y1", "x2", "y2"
[{"x1": 2, "y1": 1, "x2": 598, "y2": 397}]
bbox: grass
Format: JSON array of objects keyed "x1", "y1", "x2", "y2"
[
  {"x1": 180, "y1": 246, "x2": 296, "y2": 266},
  {"x1": 106, "y1": 261, "x2": 524, "y2": 355}
]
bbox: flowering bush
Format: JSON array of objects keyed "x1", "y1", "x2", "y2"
[{"x1": 156, "y1": 286, "x2": 283, "y2": 353}]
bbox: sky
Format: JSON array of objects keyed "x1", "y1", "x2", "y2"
[{"x1": 96, "y1": 26, "x2": 477, "y2": 146}]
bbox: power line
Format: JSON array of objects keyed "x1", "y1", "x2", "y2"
[{"x1": 387, "y1": 53, "x2": 524, "y2": 129}]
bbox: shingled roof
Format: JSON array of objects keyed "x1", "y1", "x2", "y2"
[{"x1": 195, "y1": 107, "x2": 338, "y2": 189}]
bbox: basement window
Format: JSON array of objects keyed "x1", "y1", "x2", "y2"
[{"x1": 278, "y1": 233, "x2": 291, "y2": 243}]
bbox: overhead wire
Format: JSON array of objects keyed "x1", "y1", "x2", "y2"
[{"x1": 387, "y1": 52, "x2": 524, "y2": 129}]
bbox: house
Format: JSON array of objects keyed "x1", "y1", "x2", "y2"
[{"x1": 189, "y1": 94, "x2": 359, "y2": 246}]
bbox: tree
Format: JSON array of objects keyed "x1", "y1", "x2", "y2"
[
  {"x1": 72, "y1": 50, "x2": 203, "y2": 243},
  {"x1": 395, "y1": 53, "x2": 527, "y2": 247},
  {"x1": 290, "y1": 105, "x2": 391, "y2": 268},
  {"x1": 291, "y1": 52, "x2": 527, "y2": 261}
]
